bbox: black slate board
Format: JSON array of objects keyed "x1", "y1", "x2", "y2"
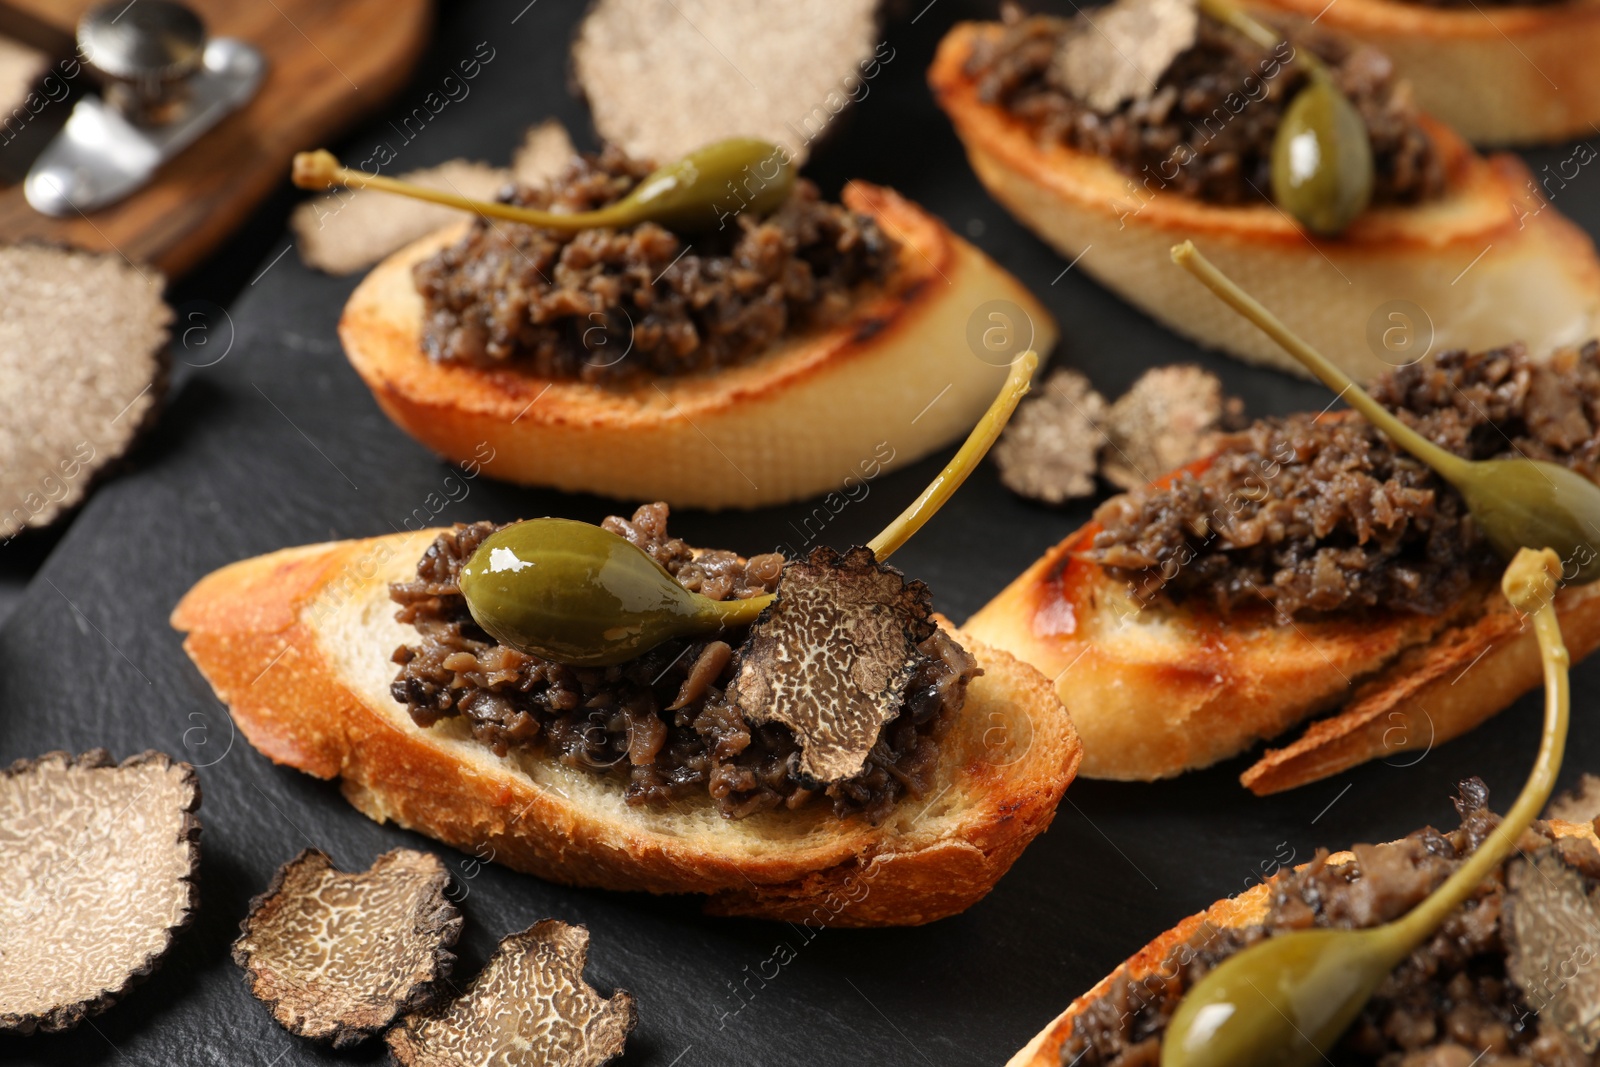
[{"x1": 4, "y1": 2, "x2": 1599, "y2": 1065}]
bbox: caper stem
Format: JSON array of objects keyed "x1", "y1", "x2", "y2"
[
  {"x1": 867, "y1": 351, "x2": 1038, "y2": 561},
  {"x1": 1390, "y1": 547, "x2": 1568, "y2": 948},
  {"x1": 291, "y1": 149, "x2": 616, "y2": 232},
  {"x1": 1197, "y1": 0, "x2": 1280, "y2": 51},
  {"x1": 1170, "y1": 243, "x2": 1472, "y2": 481},
  {"x1": 1196, "y1": 0, "x2": 1333, "y2": 79},
  {"x1": 710, "y1": 592, "x2": 776, "y2": 627}
]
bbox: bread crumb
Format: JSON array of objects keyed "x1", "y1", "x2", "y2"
[
  {"x1": 512, "y1": 119, "x2": 576, "y2": 187},
  {"x1": 992, "y1": 368, "x2": 1107, "y2": 503},
  {"x1": 1100, "y1": 365, "x2": 1242, "y2": 491},
  {"x1": 573, "y1": 0, "x2": 881, "y2": 165},
  {"x1": 293, "y1": 159, "x2": 510, "y2": 276}
]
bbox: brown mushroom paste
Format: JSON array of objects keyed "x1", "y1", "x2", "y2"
[
  {"x1": 388, "y1": 504, "x2": 978, "y2": 822},
  {"x1": 1061, "y1": 780, "x2": 1600, "y2": 1067},
  {"x1": 1088, "y1": 342, "x2": 1600, "y2": 618},
  {"x1": 966, "y1": 4, "x2": 1446, "y2": 208},
  {"x1": 412, "y1": 146, "x2": 897, "y2": 381}
]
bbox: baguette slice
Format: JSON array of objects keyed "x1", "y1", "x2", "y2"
[
  {"x1": 964, "y1": 457, "x2": 1600, "y2": 788},
  {"x1": 171, "y1": 530, "x2": 1082, "y2": 926},
  {"x1": 338, "y1": 183, "x2": 1056, "y2": 510},
  {"x1": 1005, "y1": 817, "x2": 1600, "y2": 1066},
  {"x1": 928, "y1": 22, "x2": 1600, "y2": 382},
  {"x1": 1243, "y1": 0, "x2": 1600, "y2": 147}
]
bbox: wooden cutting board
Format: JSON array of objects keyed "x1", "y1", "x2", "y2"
[{"x1": 0, "y1": 0, "x2": 431, "y2": 277}]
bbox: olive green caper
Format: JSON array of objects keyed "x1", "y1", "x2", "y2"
[
  {"x1": 1173, "y1": 241, "x2": 1600, "y2": 580},
  {"x1": 598, "y1": 136, "x2": 796, "y2": 234},
  {"x1": 1161, "y1": 549, "x2": 1570, "y2": 1067},
  {"x1": 1270, "y1": 73, "x2": 1374, "y2": 236},
  {"x1": 458, "y1": 518, "x2": 773, "y2": 666},
  {"x1": 291, "y1": 137, "x2": 795, "y2": 237}
]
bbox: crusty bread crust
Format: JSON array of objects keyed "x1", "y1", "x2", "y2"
[
  {"x1": 170, "y1": 530, "x2": 1082, "y2": 926},
  {"x1": 964, "y1": 454, "x2": 1600, "y2": 788},
  {"x1": 337, "y1": 183, "x2": 1056, "y2": 510},
  {"x1": 1004, "y1": 818, "x2": 1600, "y2": 1066},
  {"x1": 1244, "y1": 0, "x2": 1600, "y2": 147},
  {"x1": 928, "y1": 23, "x2": 1600, "y2": 381}
]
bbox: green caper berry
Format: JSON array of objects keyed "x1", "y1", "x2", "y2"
[
  {"x1": 1270, "y1": 73, "x2": 1375, "y2": 236},
  {"x1": 457, "y1": 518, "x2": 772, "y2": 667}
]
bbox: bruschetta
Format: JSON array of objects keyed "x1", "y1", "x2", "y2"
[
  {"x1": 171, "y1": 516, "x2": 1082, "y2": 926},
  {"x1": 1008, "y1": 789, "x2": 1600, "y2": 1065},
  {"x1": 335, "y1": 147, "x2": 1055, "y2": 510},
  {"x1": 966, "y1": 341, "x2": 1600, "y2": 790},
  {"x1": 929, "y1": 12, "x2": 1600, "y2": 382}
]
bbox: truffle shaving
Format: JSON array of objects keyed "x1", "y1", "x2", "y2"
[
  {"x1": 1548, "y1": 774, "x2": 1600, "y2": 827},
  {"x1": 572, "y1": 0, "x2": 881, "y2": 164},
  {"x1": 512, "y1": 119, "x2": 576, "y2": 186},
  {"x1": 387, "y1": 920, "x2": 636, "y2": 1067},
  {"x1": 293, "y1": 160, "x2": 512, "y2": 276},
  {"x1": 232, "y1": 848, "x2": 462, "y2": 1048},
  {"x1": 731, "y1": 546, "x2": 928, "y2": 783},
  {"x1": 0, "y1": 750, "x2": 200, "y2": 1035},
  {"x1": 0, "y1": 245, "x2": 170, "y2": 540},
  {"x1": 1100, "y1": 364, "x2": 1242, "y2": 491},
  {"x1": 1505, "y1": 849, "x2": 1600, "y2": 1052},
  {"x1": 992, "y1": 368, "x2": 1107, "y2": 503},
  {"x1": 1057, "y1": 0, "x2": 1199, "y2": 113}
]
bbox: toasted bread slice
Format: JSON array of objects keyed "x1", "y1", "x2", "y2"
[
  {"x1": 928, "y1": 22, "x2": 1600, "y2": 382},
  {"x1": 337, "y1": 183, "x2": 1056, "y2": 510},
  {"x1": 1005, "y1": 817, "x2": 1600, "y2": 1066},
  {"x1": 171, "y1": 530, "x2": 1082, "y2": 926},
  {"x1": 1243, "y1": 0, "x2": 1600, "y2": 147},
  {"x1": 964, "y1": 460, "x2": 1600, "y2": 788}
]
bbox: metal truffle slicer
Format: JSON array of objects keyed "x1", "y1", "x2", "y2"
[{"x1": 24, "y1": 0, "x2": 264, "y2": 216}]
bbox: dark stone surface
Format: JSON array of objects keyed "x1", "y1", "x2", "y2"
[{"x1": 3, "y1": 2, "x2": 1598, "y2": 1064}]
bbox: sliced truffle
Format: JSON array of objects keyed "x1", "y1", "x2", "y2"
[
  {"x1": 1057, "y1": 0, "x2": 1198, "y2": 113},
  {"x1": 511, "y1": 119, "x2": 576, "y2": 187},
  {"x1": 1100, "y1": 364, "x2": 1243, "y2": 491},
  {"x1": 293, "y1": 159, "x2": 512, "y2": 276},
  {"x1": 731, "y1": 546, "x2": 928, "y2": 783},
  {"x1": 0, "y1": 750, "x2": 200, "y2": 1035},
  {"x1": 573, "y1": 0, "x2": 881, "y2": 165},
  {"x1": 0, "y1": 245, "x2": 170, "y2": 541},
  {"x1": 1505, "y1": 848, "x2": 1600, "y2": 1052},
  {"x1": 1548, "y1": 774, "x2": 1600, "y2": 826},
  {"x1": 992, "y1": 368, "x2": 1108, "y2": 503},
  {"x1": 232, "y1": 848, "x2": 461, "y2": 1048},
  {"x1": 387, "y1": 920, "x2": 636, "y2": 1067}
]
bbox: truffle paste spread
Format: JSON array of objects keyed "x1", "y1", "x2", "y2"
[
  {"x1": 965, "y1": 4, "x2": 1445, "y2": 208},
  {"x1": 389, "y1": 505, "x2": 979, "y2": 822},
  {"x1": 1061, "y1": 781, "x2": 1600, "y2": 1067},
  {"x1": 1089, "y1": 343, "x2": 1600, "y2": 618},
  {"x1": 413, "y1": 146, "x2": 897, "y2": 381}
]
